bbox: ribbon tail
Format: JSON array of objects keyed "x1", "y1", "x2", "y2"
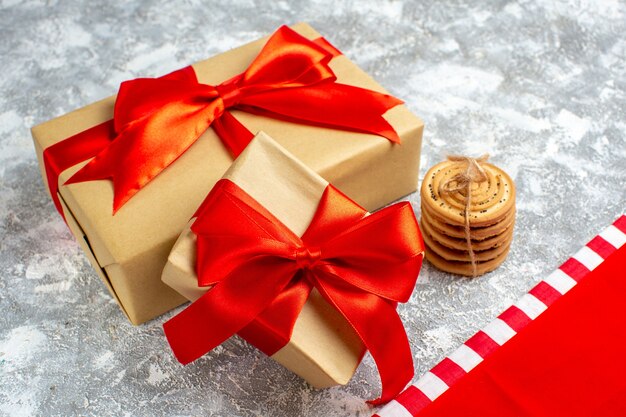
[
  {"x1": 317, "y1": 278, "x2": 414, "y2": 405},
  {"x1": 237, "y1": 83, "x2": 403, "y2": 144},
  {"x1": 163, "y1": 259, "x2": 297, "y2": 364},
  {"x1": 212, "y1": 111, "x2": 255, "y2": 157},
  {"x1": 238, "y1": 276, "x2": 312, "y2": 355}
]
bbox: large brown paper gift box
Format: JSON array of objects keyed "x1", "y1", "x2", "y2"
[
  {"x1": 31, "y1": 22, "x2": 424, "y2": 325},
  {"x1": 163, "y1": 131, "x2": 369, "y2": 388}
]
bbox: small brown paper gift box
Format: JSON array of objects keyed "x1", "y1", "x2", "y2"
[
  {"x1": 163, "y1": 131, "x2": 368, "y2": 388},
  {"x1": 31, "y1": 22, "x2": 424, "y2": 325}
]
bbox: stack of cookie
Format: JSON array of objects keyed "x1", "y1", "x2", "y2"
[{"x1": 420, "y1": 157, "x2": 516, "y2": 277}]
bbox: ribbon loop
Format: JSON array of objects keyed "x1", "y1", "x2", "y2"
[{"x1": 164, "y1": 179, "x2": 424, "y2": 404}]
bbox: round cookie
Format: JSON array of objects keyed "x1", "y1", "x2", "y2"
[
  {"x1": 421, "y1": 224, "x2": 512, "y2": 263},
  {"x1": 424, "y1": 242, "x2": 511, "y2": 277},
  {"x1": 420, "y1": 213, "x2": 514, "y2": 252},
  {"x1": 421, "y1": 202, "x2": 516, "y2": 241},
  {"x1": 421, "y1": 161, "x2": 516, "y2": 228}
]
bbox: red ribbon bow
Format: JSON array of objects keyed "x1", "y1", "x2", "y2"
[
  {"x1": 163, "y1": 179, "x2": 424, "y2": 405},
  {"x1": 44, "y1": 26, "x2": 403, "y2": 217}
]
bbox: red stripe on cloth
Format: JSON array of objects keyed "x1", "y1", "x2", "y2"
[
  {"x1": 529, "y1": 281, "x2": 562, "y2": 306},
  {"x1": 587, "y1": 236, "x2": 618, "y2": 259},
  {"x1": 498, "y1": 306, "x2": 532, "y2": 332},
  {"x1": 614, "y1": 215, "x2": 626, "y2": 233},
  {"x1": 465, "y1": 331, "x2": 501, "y2": 358},
  {"x1": 395, "y1": 385, "x2": 433, "y2": 415},
  {"x1": 559, "y1": 258, "x2": 590, "y2": 282},
  {"x1": 431, "y1": 358, "x2": 467, "y2": 387}
]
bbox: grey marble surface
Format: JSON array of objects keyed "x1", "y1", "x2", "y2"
[{"x1": 1, "y1": 0, "x2": 625, "y2": 416}]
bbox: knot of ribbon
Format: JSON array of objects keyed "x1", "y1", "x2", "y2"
[
  {"x1": 295, "y1": 246, "x2": 322, "y2": 269},
  {"x1": 214, "y1": 76, "x2": 244, "y2": 108},
  {"x1": 44, "y1": 25, "x2": 403, "y2": 218},
  {"x1": 163, "y1": 179, "x2": 424, "y2": 405},
  {"x1": 439, "y1": 154, "x2": 490, "y2": 277}
]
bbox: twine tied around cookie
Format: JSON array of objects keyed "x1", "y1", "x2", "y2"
[{"x1": 438, "y1": 154, "x2": 490, "y2": 277}]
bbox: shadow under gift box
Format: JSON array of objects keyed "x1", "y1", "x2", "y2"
[
  {"x1": 30, "y1": 22, "x2": 424, "y2": 325},
  {"x1": 164, "y1": 132, "x2": 372, "y2": 388}
]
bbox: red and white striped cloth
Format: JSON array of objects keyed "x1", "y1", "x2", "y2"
[{"x1": 375, "y1": 214, "x2": 626, "y2": 417}]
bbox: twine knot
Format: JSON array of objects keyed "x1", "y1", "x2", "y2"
[{"x1": 439, "y1": 154, "x2": 489, "y2": 195}]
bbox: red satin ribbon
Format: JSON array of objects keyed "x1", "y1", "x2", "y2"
[
  {"x1": 163, "y1": 179, "x2": 424, "y2": 405},
  {"x1": 43, "y1": 25, "x2": 403, "y2": 218}
]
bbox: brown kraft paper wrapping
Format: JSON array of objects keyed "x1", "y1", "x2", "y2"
[
  {"x1": 163, "y1": 131, "x2": 366, "y2": 388},
  {"x1": 30, "y1": 22, "x2": 424, "y2": 325}
]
